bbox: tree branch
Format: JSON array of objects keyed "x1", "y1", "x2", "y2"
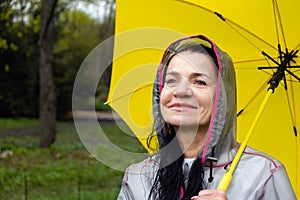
[{"x1": 40, "y1": 0, "x2": 59, "y2": 44}]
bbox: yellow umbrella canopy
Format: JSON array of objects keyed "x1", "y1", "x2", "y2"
[{"x1": 106, "y1": 0, "x2": 300, "y2": 196}]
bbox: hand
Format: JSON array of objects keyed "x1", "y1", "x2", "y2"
[{"x1": 191, "y1": 189, "x2": 228, "y2": 200}]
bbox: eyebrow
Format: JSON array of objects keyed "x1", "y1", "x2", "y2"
[{"x1": 166, "y1": 71, "x2": 210, "y2": 79}]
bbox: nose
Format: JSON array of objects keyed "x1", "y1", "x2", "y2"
[{"x1": 173, "y1": 80, "x2": 193, "y2": 97}]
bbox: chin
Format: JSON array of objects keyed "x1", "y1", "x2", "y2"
[
  {"x1": 166, "y1": 118, "x2": 200, "y2": 127},
  {"x1": 165, "y1": 115, "x2": 210, "y2": 128}
]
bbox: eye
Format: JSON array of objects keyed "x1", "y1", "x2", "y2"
[
  {"x1": 165, "y1": 78, "x2": 177, "y2": 85},
  {"x1": 194, "y1": 79, "x2": 207, "y2": 86}
]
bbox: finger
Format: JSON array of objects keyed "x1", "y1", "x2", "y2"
[{"x1": 197, "y1": 189, "x2": 227, "y2": 199}]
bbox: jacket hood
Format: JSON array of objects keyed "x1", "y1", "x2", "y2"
[{"x1": 152, "y1": 35, "x2": 237, "y2": 164}]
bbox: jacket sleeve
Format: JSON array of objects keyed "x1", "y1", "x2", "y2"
[
  {"x1": 260, "y1": 165, "x2": 296, "y2": 200},
  {"x1": 117, "y1": 170, "x2": 134, "y2": 200},
  {"x1": 117, "y1": 183, "x2": 134, "y2": 200}
]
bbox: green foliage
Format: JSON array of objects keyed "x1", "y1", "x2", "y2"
[
  {"x1": 0, "y1": 118, "x2": 145, "y2": 199},
  {"x1": 0, "y1": 0, "x2": 115, "y2": 119},
  {"x1": 0, "y1": 0, "x2": 40, "y2": 117},
  {"x1": 0, "y1": 118, "x2": 38, "y2": 131},
  {"x1": 54, "y1": 9, "x2": 102, "y2": 119}
]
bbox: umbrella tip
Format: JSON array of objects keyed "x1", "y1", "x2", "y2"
[
  {"x1": 293, "y1": 126, "x2": 298, "y2": 137},
  {"x1": 237, "y1": 109, "x2": 244, "y2": 117},
  {"x1": 214, "y1": 12, "x2": 226, "y2": 21}
]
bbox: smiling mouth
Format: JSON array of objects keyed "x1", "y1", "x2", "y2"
[{"x1": 169, "y1": 103, "x2": 197, "y2": 109}]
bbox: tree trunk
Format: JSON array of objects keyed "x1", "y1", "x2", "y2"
[{"x1": 39, "y1": 0, "x2": 58, "y2": 148}]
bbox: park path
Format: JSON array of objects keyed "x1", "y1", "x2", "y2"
[
  {"x1": 0, "y1": 111, "x2": 123, "y2": 137},
  {"x1": 72, "y1": 110, "x2": 122, "y2": 122}
]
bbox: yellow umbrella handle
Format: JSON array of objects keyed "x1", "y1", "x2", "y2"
[{"x1": 218, "y1": 89, "x2": 273, "y2": 191}]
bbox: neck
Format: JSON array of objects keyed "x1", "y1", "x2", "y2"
[{"x1": 174, "y1": 125, "x2": 207, "y2": 158}]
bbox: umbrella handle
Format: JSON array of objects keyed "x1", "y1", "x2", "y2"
[
  {"x1": 217, "y1": 173, "x2": 232, "y2": 191},
  {"x1": 217, "y1": 89, "x2": 273, "y2": 191}
]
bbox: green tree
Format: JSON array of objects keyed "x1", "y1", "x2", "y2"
[
  {"x1": 0, "y1": 0, "x2": 115, "y2": 147},
  {"x1": 0, "y1": 0, "x2": 40, "y2": 117},
  {"x1": 95, "y1": 0, "x2": 115, "y2": 110},
  {"x1": 54, "y1": 9, "x2": 102, "y2": 118}
]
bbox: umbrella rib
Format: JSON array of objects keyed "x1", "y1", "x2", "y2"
[
  {"x1": 176, "y1": 0, "x2": 278, "y2": 52},
  {"x1": 225, "y1": 22, "x2": 274, "y2": 53},
  {"x1": 284, "y1": 81, "x2": 298, "y2": 137},
  {"x1": 285, "y1": 69, "x2": 300, "y2": 82},
  {"x1": 285, "y1": 76, "x2": 299, "y2": 195},
  {"x1": 234, "y1": 57, "x2": 278, "y2": 65},
  {"x1": 258, "y1": 69, "x2": 274, "y2": 77},
  {"x1": 237, "y1": 77, "x2": 270, "y2": 116},
  {"x1": 294, "y1": 42, "x2": 300, "y2": 52},
  {"x1": 272, "y1": 0, "x2": 288, "y2": 49},
  {"x1": 258, "y1": 67, "x2": 279, "y2": 70},
  {"x1": 283, "y1": 71, "x2": 288, "y2": 90},
  {"x1": 262, "y1": 51, "x2": 280, "y2": 66},
  {"x1": 105, "y1": 83, "x2": 153, "y2": 105}
]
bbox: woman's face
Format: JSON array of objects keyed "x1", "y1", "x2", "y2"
[{"x1": 160, "y1": 51, "x2": 218, "y2": 129}]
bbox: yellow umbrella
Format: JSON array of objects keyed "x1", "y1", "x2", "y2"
[{"x1": 106, "y1": 0, "x2": 300, "y2": 196}]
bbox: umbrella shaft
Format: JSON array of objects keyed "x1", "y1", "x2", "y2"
[{"x1": 218, "y1": 89, "x2": 273, "y2": 191}]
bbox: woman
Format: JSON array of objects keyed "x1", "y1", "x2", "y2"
[{"x1": 117, "y1": 35, "x2": 296, "y2": 200}]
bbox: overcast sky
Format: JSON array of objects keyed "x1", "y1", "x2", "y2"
[{"x1": 75, "y1": 1, "x2": 110, "y2": 22}]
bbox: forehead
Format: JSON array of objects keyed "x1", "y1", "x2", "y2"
[{"x1": 167, "y1": 51, "x2": 217, "y2": 76}]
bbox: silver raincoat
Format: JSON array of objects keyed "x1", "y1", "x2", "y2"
[{"x1": 117, "y1": 35, "x2": 296, "y2": 200}]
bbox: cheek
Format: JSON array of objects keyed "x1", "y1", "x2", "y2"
[
  {"x1": 159, "y1": 88, "x2": 173, "y2": 120},
  {"x1": 196, "y1": 89, "x2": 215, "y2": 109},
  {"x1": 159, "y1": 88, "x2": 171, "y2": 106}
]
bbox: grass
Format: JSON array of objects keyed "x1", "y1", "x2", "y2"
[
  {"x1": 0, "y1": 118, "x2": 38, "y2": 131},
  {"x1": 0, "y1": 118, "x2": 147, "y2": 199}
]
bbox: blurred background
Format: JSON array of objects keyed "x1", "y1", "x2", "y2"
[{"x1": 0, "y1": 0, "x2": 145, "y2": 199}]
